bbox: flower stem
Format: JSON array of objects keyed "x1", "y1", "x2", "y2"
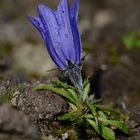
[{"x1": 64, "y1": 64, "x2": 83, "y2": 96}]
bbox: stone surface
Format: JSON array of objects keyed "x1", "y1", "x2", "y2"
[
  {"x1": 11, "y1": 87, "x2": 67, "y2": 121},
  {"x1": 0, "y1": 103, "x2": 39, "y2": 140},
  {"x1": 13, "y1": 43, "x2": 55, "y2": 76}
]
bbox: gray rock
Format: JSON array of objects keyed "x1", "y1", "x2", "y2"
[
  {"x1": 13, "y1": 43, "x2": 55, "y2": 76},
  {"x1": 0, "y1": 103, "x2": 39, "y2": 140},
  {"x1": 11, "y1": 87, "x2": 67, "y2": 121}
]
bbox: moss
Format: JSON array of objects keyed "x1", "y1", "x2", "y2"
[
  {"x1": 122, "y1": 31, "x2": 140, "y2": 50},
  {"x1": 0, "y1": 83, "x2": 26, "y2": 104},
  {"x1": 0, "y1": 92, "x2": 13, "y2": 104},
  {"x1": 53, "y1": 129, "x2": 64, "y2": 138},
  {"x1": 67, "y1": 129, "x2": 78, "y2": 140},
  {"x1": 40, "y1": 135, "x2": 47, "y2": 140},
  {"x1": 52, "y1": 126, "x2": 78, "y2": 140},
  {"x1": 108, "y1": 47, "x2": 121, "y2": 65}
]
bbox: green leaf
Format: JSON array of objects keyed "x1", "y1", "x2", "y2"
[
  {"x1": 87, "y1": 118, "x2": 115, "y2": 140},
  {"x1": 105, "y1": 120, "x2": 130, "y2": 134},
  {"x1": 52, "y1": 80, "x2": 75, "y2": 90},
  {"x1": 58, "y1": 111, "x2": 81, "y2": 121},
  {"x1": 95, "y1": 117, "x2": 99, "y2": 126},
  {"x1": 52, "y1": 80, "x2": 81, "y2": 108},
  {"x1": 95, "y1": 105, "x2": 124, "y2": 120},
  {"x1": 67, "y1": 101, "x2": 78, "y2": 111},
  {"x1": 87, "y1": 103, "x2": 97, "y2": 117},
  {"x1": 98, "y1": 111, "x2": 108, "y2": 125},
  {"x1": 122, "y1": 31, "x2": 140, "y2": 50},
  {"x1": 67, "y1": 88, "x2": 81, "y2": 108},
  {"x1": 92, "y1": 99, "x2": 102, "y2": 105},
  {"x1": 33, "y1": 84, "x2": 77, "y2": 106},
  {"x1": 98, "y1": 111, "x2": 108, "y2": 120},
  {"x1": 85, "y1": 113, "x2": 94, "y2": 119},
  {"x1": 82, "y1": 79, "x2": 90, "y2": 102},
  {"x1": 52, "y1": 80, "x2": 68, "y2": 87}
]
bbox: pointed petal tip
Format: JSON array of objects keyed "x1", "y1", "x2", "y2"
[
  {"x1": 59, "y1": 0, "x2": 67, "y2": 4},
  {"x1": 37, "y1": 4, "x2": 45, "y2": 12},
  {"x1": 38, "y1": 3, "x2": 54, "y2": 11},
  {"x1": 38, "y1": 4, "x2": 45, "y2": 9},
  {"x1": 28, "y1": 16, "x2": 42, "y2": 31},
  {"x1": 28, "y1": 16, "x2": 36, "y2": 24},
  {"x1": 71, "y1": 0, "x2": 79, "y2": 11},
  {"x1": 28, "y1": 16, "x2": 38, "y2": 24},
  {"x1": 58, "y1": 0, "x2": 68, "y2": 8},
  {"x1": 28, "y1": 16, "x2": 35, "y2": 21},
  {"x1": 28, "y1": 15, "x2": 31, "y2": 21}
]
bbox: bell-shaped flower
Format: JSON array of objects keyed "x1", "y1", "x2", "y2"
[{"x1": 28, "y1": 0, "x2": 82, "y2": 70}]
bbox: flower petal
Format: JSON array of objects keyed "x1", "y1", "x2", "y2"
[
  {"x1": 38, "y1": 4, "x2": 68, "y2": 69},
  {"x1": 70, "y1": 0, "x2": 79, "y2": 20},
  {"x1": 70, "y1": 0, "x2": 82, "y2": 64},
  {"x1": 28, "y1": 16, "x2": 46, "y2": 40},
  {"x1": 55, "y1": 0, "x2": 76, "y2": 64}
]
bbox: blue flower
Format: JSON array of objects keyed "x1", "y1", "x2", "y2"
[{"x1": 28, "y1": 0, "x2": 82, "y2": 70}]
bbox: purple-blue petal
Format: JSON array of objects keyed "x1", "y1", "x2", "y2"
[
  {"x1": 70, "y1": 0, "x2": 79, "y2": 20},
  {"x1": 70, "y1": 0, "x2": 82, "y2": 64},
  {"x1": 37, "y1": 4, "x2": 68, "y2": 69},
  {"x1": 29, "y1": 13, "x2": 66, "y2": 69},
  {"x1": 28, "y1": 16, "x2": 46, "y2": 40},
  {"x1": 55, "y1": 0, "x2": 76, "y2": 64},
  {"x1": 29, "y1": 0, "x2": 82, "y2": 70}
]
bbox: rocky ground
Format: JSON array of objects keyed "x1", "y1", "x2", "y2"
[{"x1": 0, "y1": 0, "x2": 140, "y2": 140}]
